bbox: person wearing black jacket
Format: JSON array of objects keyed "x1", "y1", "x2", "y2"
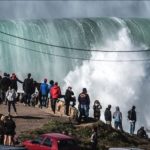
[
  {"x1": 4, "y1": 115, "x2": 16, "y2": 146},
  {"x1": 23, "y1": 73, "x2": 33, "y2": 106},
  {"x1": 128, "y1": 105, "x2": 136, "y2": 135},
  {"x1": 137, "y1": 126, "x2": 148, "y2": 139},
  {"x1": 104, "y1": 105, "x2": 112, "y2": 126},
  {"x1": 0, "y1": 73, "x2": 11, "y2": 104},
  {"x1": 64, "y1": 86, "x2": 75, "y2": 116}
]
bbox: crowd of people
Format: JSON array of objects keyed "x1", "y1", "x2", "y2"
[
  {"x1": 104, "y1": 104, "x2": 148, "y2": 139},
  {"x1": 0, "y1": 72, "x2": 149, "y2": 147}
]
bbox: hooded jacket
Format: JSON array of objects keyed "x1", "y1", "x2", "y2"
[
  {"x1": 65, "y1": 89, "x2": 74, "y2": 102},
  {"x1": 78, "y1": 92, "x2": 90, "y2": 106},
  {"x1": 104, "y1": 108, "x2": 112, "y2": 121},
  {"x1": 50, "y1": 85, "x2": 61, "y2": 99},
  {"x1": 113, "y1": 110, "x2": 122, "y2": 122},
  {"x1": 40, "y1": 82, "x2": 48, "y2": 96}
]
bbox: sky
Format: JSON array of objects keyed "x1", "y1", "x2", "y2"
[{"x1": 0, "y1": 1, "x2": 150, "y2": 19}]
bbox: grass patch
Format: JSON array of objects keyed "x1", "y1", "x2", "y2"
[{"x1": 19, "y1": 120, "x2": 150, "y2": 150}]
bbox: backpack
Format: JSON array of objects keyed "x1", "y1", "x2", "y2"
[{"x1": 128, "y1": 110, "x2": 132, "y2": 120}]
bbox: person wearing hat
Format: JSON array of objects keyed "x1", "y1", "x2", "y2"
[
  {"x1": 104, "y1": 105, "x2": 112, "y2": 126},
  {"x1": 128, "y1": 106, "x2": 136, "y2": 134}
]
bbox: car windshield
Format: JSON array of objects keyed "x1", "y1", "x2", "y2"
[
  {"x1": 32, "y1": 136, "x2": 44, "y2": 144},
  {"x1": 42, "y1": 137, "x2": 52, "y2": 147},
  {"x1": 58, "y1": 139, "x2": 77, "y2": 150}
]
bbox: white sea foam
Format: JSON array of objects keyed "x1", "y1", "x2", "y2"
[{"x1": 63, "y1": 24, "x2": 147, "y2": 132}]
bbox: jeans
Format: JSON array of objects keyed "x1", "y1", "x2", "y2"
[
  {"x1": 51, "y1": 99, "x2": 57, "y2": 113},
  {"x1": 78, "y1": 104, "x2": 89, "y2": 121},
  {"x1": 114, "y1": 121, "x2": 123, "y2": 131},
  {"x1": 24, "y1": 93, "x2": 31, "y2": 105},
  {"x1": 130, "y1": 121, "x2": 135, "y2": 134},
  {"x1": 91, "y1": 142, "x2": 97, "y2": 150},
  {"x1": 40, "y1": 95, "x2": 47, "y2": 107},
  {"x1": 8, "y1": 101, "x2": 17, "y2": 113},
  {"x1": 65, "y1": 101, "x2": 70, "y2": 115}
]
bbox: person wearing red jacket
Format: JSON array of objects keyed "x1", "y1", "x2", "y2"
[{"x1": 50, "y1": 82, "x2": 61, "y2": 114}]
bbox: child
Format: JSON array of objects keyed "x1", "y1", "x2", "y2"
[{"x1": 93, "y1": 100, "x2": 102, "y2": 121}]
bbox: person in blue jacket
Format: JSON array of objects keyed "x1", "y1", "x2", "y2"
[{"x1": 40, "y1": 78, "x2": 48, "y2": 108}]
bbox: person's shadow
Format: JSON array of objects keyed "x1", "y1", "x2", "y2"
[{"x1": 13, "y1": 116, "x2": 43, "y2": 119}]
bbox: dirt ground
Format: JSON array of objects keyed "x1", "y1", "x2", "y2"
[{"x1": 0, "y1": 102, "x2": 69, "y2": 135}]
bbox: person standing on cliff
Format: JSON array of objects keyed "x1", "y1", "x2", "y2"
[
  {"x1": 23, "y1": 73, "x2": 33, "y2": 106},
  {"x1": 78, "y1": 88, "x2": 90, "y2": 122},
  {"x1": 64, "y1": 86, "x2": 75, "y2": 116},
  {"x1": 50, "y1": 82, "x2": 61, "y2": 114},
  {"x1": 104, "y1": 105, "x2": 112, "y2": 126},
  {"x1": 128, "y1": 106, "x2": 136, "y2": 135}
]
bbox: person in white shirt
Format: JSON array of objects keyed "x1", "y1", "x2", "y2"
[{"x1": 6, "y1": 87, "x2": 17, "y2": 116}]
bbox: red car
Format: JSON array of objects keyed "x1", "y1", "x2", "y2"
[{"x1": 22, "y1": 133, "x2": 79, "y2": 150}]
